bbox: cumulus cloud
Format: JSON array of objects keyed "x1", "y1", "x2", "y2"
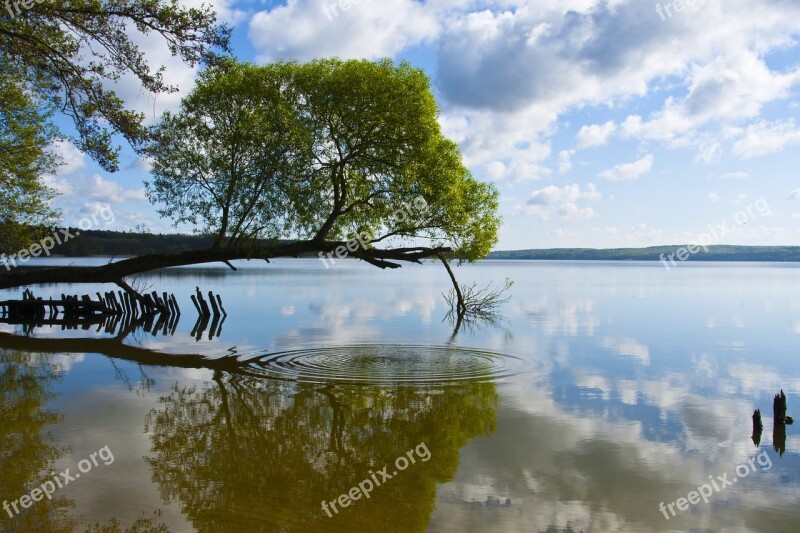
[
  {"x1": 248, "y1": 0, "x2": 443, "y2": 62},
  {"x1": 550, "y1": 228, "x2": 577, "y2": 238},
  {"x1": 433, "y1": 1, "x2": 800, "y2": 169},
  {"x1": 592, "y1": 226, "x2": 619, "y2": 235},
  {"x1": 627, "y1": 222, "x2": 663, "y2": 245},
  {"x1": 557, "y1": 149, "x2": 575, "y2": 174},
  {"x1": 731, "y1": 119, "x2": 800, "y2": 159},
  {"x1": 517, "y1": 183, "x2": 602, "y2": 221},
  {"x1": 621, "y1": 52, "x2": 800, "y2": 146},
  {"x1": 598, "y1": 154, "x2": 654, "y2": 181},
  {"x1": 576, "y1": 121, "x2": 617, "y2": 149},
  {"x1": 44, "y1": 174, "x2": 146, "y2": 204}
]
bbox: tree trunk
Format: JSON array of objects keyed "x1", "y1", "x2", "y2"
[
  {"x1": 0, "y1": 241, "x2": 451, "y2": 291},
  {"x1": 438, "y1": 253, "x2": 465, "y2": 314}
]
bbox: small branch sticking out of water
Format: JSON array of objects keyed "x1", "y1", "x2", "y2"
[
  {"x1": 444, "y1": 278, "x2": 514, "y2": 322},
  {"x1": 437, "y1": 253, "x2": 513, "y2": 338}
]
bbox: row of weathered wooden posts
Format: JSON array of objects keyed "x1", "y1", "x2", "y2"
[
  {"x1": 190, "y1": 288, "x2": 227, "y2": 341},
  {"x1": 0, "y1": 288, "x2": 227, "y2": 340}
]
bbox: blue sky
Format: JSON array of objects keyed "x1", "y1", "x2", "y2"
[{"x1": 45, "y1": 0, "x2": 800, "y2": 250}]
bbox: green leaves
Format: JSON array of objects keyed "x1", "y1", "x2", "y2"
[
  {"x1": 145, "y1": 59, "x2": 501, "y2": 261},
  {"x1": 0, "y1": 0, "x2": 230, "y2": 249},
  {"x1": 0, "y1": 0, "x2": 230, "y2": 171},
  {"x1": 0, "y1": 69, "x2": 59, "y2": 251},
  {"x1": 145, "y1": 62, "x2": 307, "y2": 247}
]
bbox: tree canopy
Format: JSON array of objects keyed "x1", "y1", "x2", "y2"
[
  {"x1": 0, "y1": 58, "x2": 499, "y2": 300},
  {"x1": 0, "y1": 0, "x2": 230, "y2": 247},
  {"x1": 145, "y1": 59, "x2": 500, "y2": 260},
  {"x1": 0, "y1": 67, "x2": 59, "y2": 251}
]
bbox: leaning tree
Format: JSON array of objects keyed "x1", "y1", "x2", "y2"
[{"x1": 0, "y1": 59, "x2": 500, "y2": 312}]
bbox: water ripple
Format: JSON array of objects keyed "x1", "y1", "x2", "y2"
[{"x1": 239, "y1": 344, "x2": 531, "y2": 385}]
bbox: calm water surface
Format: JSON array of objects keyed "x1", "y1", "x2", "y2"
[{"x1": 2, "y1": 259, "x2": 799, "y2": 532}]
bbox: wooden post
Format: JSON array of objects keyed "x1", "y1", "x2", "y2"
[
  {"x1": 215, "y1": 293, "x2": 227, "y2": 318},
  {"x1": 195, "y1": 288, "x2": 210, "y2": 317},
  {"x1": 208, "y1": 291, "x2": 220, "y2": 317},
  {"x1": 190, "y1": 295, "x2": 202, "y2": 316},
  {"x1": 774, "y1": 390, "x2": 787, "y2": 423}
]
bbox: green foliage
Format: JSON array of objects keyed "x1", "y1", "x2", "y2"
[
  {"x1": 145, "y1": 59, "x2": 501, "y2": 260},
  {"x1": 145, "y1": 61, "x2": 306, "y2": 247},
  {"x1": 0, "y1": 69, "x2": 59, "y2": 250},
  {"x1": 0, "y1": 0, "x2": 229, "y2": 251},
  {"x1": 0, "y1": 0, "x2": 231, "y2": 171}
]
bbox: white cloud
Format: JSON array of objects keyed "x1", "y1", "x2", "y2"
[
  {"x1": 45, "y1": 174, "x2": 146, "y2": 204},
  {"x1": 592, "y1": 226, "x2": 619, "y2": 235},
  {"x1": 485, "y1": 161, "x2": 506, "y2": 180},
  {"x1": 708, "y1": 192, "x2": 719, "y2": 202},
  {"x1": 248, "y1": 0, "x2": 443, "y2": 62},
  {"x1": 791, "y1": 188, "x2": 800, "y2": 199},
  {"x1": 49, "y1": 140, "x2": 86, "y2": 175},
  {"x1": 576, "y1": 121, "x2": 617, "y2": 149},
  {"x1": 517, "y1": 183, "x2": 602, "y2": 221},
  {"x1": 732, "y1": 119, "x2": 800, "y2": 159},
  {"x1": 239, "y1": 1, "x2": 800, "y2": 180},
  {"x1": 182, "y1": 0, "x2": 245, "y2": 26},
  {"x1": 557, "y1": 149, "x2": 575, "y2": 174},
  {"x1": 719, "y1": 171, "x2": 749, "y2": 180},
  {"x1": 621, "y1": 52, "x2": 800, "y2": 150},
  {"x1": 598, "y1": 154, "x2": 654, "y2": 181}
]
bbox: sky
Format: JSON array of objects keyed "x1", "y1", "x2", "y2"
[{"x1": 45, "y1": 0, "x2": 800, "y2": 250}]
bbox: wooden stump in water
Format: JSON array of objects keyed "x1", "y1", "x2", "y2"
[
  {"x1": 774, "y1": 389, "x2": 787, "y2": 423},
  {"x1": 752, "y1": 409, "x2": 763, "y2": 446}
]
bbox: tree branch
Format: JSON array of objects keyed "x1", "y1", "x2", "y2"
[{"x1": 0, "y1": 241, "x2": 451, "y2": 290}]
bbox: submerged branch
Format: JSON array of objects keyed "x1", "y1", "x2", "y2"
[{"x1": 0, "y1": 241, "x2": 452, "y2": 291}]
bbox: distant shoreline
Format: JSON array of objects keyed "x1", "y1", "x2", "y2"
[
  {"x1": 488, "y1": 245, "x2": 800, "y2": 262},
  {"x1": 18, "y1": 230, "x2": 800, "y2": 263}
]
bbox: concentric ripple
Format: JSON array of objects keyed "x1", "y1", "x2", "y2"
[{"x1": 240, "y1": 344, "x2": 531, "y2": 385}]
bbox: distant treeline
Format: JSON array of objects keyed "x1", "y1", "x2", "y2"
[
  {"x1": 64, "y1": 230, "x2": 207, "y2": 256},
  {"x1": 49, "y1": 230, "x2": 277, "y2": 257},
  {"x1": 488, "y1": 246, "x2": 800, "y2": 262},
  {"x1": 7, "y1": 228, "x2": 800, "y2": 262}
]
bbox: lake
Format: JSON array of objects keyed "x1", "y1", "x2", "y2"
[{"x1": 1, "y1": 259, "x2": 799, "y2": 532}]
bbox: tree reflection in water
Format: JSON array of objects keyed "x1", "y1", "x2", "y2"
[
  {"x1": 0, "y1": 347, "x2": 169, "y2": 533},
  {"x1": 145, "y1": 371, "x2": 499, "y2": 532},
  {"x1": 0, "y1": 349, "x2": 75, "y2": 533}
]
